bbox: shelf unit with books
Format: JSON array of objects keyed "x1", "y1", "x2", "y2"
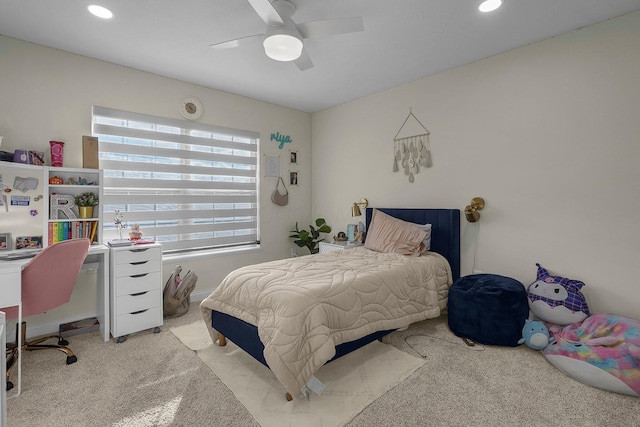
[{"x1": 46, "y1": 166, "x2": 103, "y2": 246}]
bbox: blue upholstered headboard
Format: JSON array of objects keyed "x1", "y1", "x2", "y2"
[{"x1": 365, "y1": 208, "x2": 461, "y2": 281}]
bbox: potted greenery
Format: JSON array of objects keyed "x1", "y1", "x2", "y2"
[
  {"x1": 290, "y1": 218, "x2": 332, "y2": 254},
  {"x1": 75, "y1": 191, "x2": 99, "y2": 218}
]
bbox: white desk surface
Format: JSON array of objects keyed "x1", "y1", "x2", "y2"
[
  {"x1": 0, "y1": 244, "x2": 110, "y2": 341},
  {"x1": 0, "y1": 243, "x2": 110, "y2": 398}
]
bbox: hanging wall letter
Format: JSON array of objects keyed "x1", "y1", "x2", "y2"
[
  {"x1": 50, "y1": 194, "x2": 77, "y2": 219},
  {"x1": 270, "y1": 132, "x2": 292, "y2": 149}
]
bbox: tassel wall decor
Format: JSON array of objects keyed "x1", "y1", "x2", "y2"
[{"x1": 393, "y1": 109, "x2": 432, "y2": 183}]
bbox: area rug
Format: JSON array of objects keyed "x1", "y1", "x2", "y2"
[{"x1": 170, "y1": 321, "x2": 425, "y2": 427}]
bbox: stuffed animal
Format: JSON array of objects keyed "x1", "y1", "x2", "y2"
[
  {"x1": 518, "y1": 319, "x2": 553, "y2": 350},
  {"x1": 527, "y1": 263, "x2": 590, "y2": 327},
  {"x1": 543, "y1": 314, "x2": 640, "y2": 397}
]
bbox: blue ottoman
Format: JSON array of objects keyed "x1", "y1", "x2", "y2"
[{"x1": 447, "y1": 274, "x2": 528, "y2": 347}]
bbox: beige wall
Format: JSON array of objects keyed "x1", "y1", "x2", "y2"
[
  {"x1": 0, "y1": 36, "x2": 311, "y2": 333},
  {"x1": 311, "y1": 11, "x2": 640, "y2": 319},
  {"x1": 2, "y1": 10, "x2": 639, "y2": 334}
]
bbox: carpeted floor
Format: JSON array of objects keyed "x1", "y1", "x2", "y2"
[
  {"x1": 6, "y1": 303, "x2": 640, "y2": 426},
  {"x1": 171, "y1": 321, "x2": 424, "y2": 427}
]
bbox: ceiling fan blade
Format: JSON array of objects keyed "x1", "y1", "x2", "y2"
[
  {"x1": 294, "y1": 48, "x2": 314, "y2": 71},
  {"x1": 210, "y1": 34, "x2": 263, "y2": 49},
  {"x1": 247, "y1": 0, "x2": 284, "y2": 25},
  {"x1": 297, "y1": 16, "x2": 364, "y2": 39}
]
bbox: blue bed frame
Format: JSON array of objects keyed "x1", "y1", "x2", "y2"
[
  {"x1": 365, "y1": 208, "x2": 461, "y2": 281},
  {"x1": 210, "y1": 208, "x2": 460, "y2": 396}
]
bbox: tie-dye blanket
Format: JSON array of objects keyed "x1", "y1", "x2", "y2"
[{"x1": 542, "y1": 313, "x2": 640, "y2": 397}]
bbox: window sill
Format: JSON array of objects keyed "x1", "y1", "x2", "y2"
[{"x1": 162, "y1": 244, "x2": 261, "y2": 264}]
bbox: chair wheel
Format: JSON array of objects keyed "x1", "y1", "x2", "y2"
[
  {"x1": 66, "y1": 355, "x2": 78, "y2": 365},
  {"x1": 6, "y1": 381, "x2": 13, "y2": 391},
  {"x1": 116, "y1": 336, "x2": 126, "y2": 343},
  {"x1": 153, "y1": 327, "x2": 161, "y2": 334},
  {"x1": 59, "y1": 338, "x2": 69, "y2": 346}
]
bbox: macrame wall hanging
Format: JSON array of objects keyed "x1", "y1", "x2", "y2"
[{"x1": 393, "y1": 108, "x2": 432, "y2": 183}]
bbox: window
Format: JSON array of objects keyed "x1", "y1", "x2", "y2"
[{"x1": 92, "y1": 106, "x2": 259, "y2": 254}]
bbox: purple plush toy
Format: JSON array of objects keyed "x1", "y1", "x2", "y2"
[{"x1": 527, "y1": 263, "x2": 590, "y2": 327}]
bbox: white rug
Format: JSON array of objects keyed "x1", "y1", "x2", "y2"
[{"x1": 170, "y1": 321, "x2": 425, "y2": 427}]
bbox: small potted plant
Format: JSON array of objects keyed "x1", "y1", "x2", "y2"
[
  {"x1": 290, "y1": 218, "x2": 332, "y2": 254},
  {"x1": 75, "y1": 191, "x2": 99, "y2": 218}
]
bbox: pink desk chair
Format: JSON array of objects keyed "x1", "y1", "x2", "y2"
[{"x1": 3, "y1": 238, "x2": 90, "y2": 391}]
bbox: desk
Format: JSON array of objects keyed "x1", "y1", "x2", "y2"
[{"x1": 0, "y1": 244, "x2": 109, "y2": 398}]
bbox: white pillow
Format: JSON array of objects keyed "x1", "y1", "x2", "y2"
[{"x1": 416, "y1": 224, "x2": 432, "y2": 251}]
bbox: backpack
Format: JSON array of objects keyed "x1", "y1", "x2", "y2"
[{"x1": 162, "y1": 265, "x2": 198, "y2": 318}]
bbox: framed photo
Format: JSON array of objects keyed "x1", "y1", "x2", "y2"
[
  {"x1": 15, "y1": 235, "x2": 43, "y2": 250},
  {"x1": 289, "y1": 171, "x2": 299, "y2": 186},
  {"x1": 347, "y1": 224, "x2": 358, "y2": 242},
  {"x1": 289, "y1": 151, "x2": 298, "y2": 164},
  {"x1": 0, "y1": 233, "x2": 10, "y2": 250}
]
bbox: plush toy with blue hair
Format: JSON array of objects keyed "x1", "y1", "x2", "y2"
[{"x1": 518, "y1": 319, "x2": 554, "y2": 350}]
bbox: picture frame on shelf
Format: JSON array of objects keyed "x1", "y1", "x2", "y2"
[
  {"x1": 347, "y1": 224, "x2": 358, "y2": 242},
  {"x1": 15, "y1": 235, "x2": 42, "y2": 250},
  {"x1": 0, "y1": 233, "x2": 11, "y2": 250}
]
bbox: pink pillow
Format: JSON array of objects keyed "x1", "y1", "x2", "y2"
[{"x1": 364, "y1": 209, "x2": 427, "y2": 256}]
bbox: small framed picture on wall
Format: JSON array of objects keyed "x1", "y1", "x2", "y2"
[
  {"x1": 289, "y1": 171, "x2": 299, "y2": 186},
  {"x1": 0, "y1": 233, "x2": 11, "y2": 250},
  {"x1": 290, "y1": 151, "x2": 298, "y2": 164}
]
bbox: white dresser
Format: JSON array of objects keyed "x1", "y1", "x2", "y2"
[{"x1": 109, "y1": 243, "x2": 163, "y2": 342}]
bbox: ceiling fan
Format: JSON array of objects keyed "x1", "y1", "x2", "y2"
[{"x1": 210, "y1": 0, "x2": 364, "y2": 71}]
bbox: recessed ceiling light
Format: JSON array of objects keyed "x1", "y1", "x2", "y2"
[
  {"x1": 479, "y1": 0, "x2": 503, "y2": 13},
  {"x1": 88, "y1": 5, "x2": 113, "y2": 19}
]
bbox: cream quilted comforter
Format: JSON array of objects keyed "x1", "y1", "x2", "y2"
[{"x1": 200, "y1": 247, "x2": 452, "y2": 398}]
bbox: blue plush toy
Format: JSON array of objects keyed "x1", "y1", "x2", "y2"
[{"x1": 518, "y1": 319, "x2": 554, "y2": 350}]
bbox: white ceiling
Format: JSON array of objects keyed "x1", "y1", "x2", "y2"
[{"x1": 1, "y1": 0, "x2": 639, "y2": 113}]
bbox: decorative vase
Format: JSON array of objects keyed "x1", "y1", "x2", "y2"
[{"x1": 78, "y1": 206, "x2": 94, "y2": 219}]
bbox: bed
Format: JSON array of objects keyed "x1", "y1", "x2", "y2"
[{"x1": 200, "y1": 208, "x2": 460, "y2": 400}]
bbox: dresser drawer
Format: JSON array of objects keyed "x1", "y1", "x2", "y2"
[
  {"x1": 109, "y1": 243, "x2": 163, "y2": 339},
  {"x1": 116, "y1": 259, "x2": 161, "y2": 278},
  {"x1": 116, "y1": 247, "x2": 162, "y2": 265},
  {"x1": 116, "y1": 289, "x2": 161, "y2": 315},
  {"x1": 114, "y1": 271, "x2": 161, "y2": 296},
  {"x1": 113, "y1": 306, "x2": 162, "y2": 337}
]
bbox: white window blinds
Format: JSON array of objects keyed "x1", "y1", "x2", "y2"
[{"x1": 92, "y1": 106, "x2": 259, "y2": 253}]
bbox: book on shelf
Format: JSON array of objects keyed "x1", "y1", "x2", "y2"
[
  {"x1": 48, "y1": 220, "x2": 100, "y2": 244},
  {"x1": 132, "y1": 239, "x2": 155, "y2": 245},
  {"x1": 107, "y1": 239, "x2": 132, "y2": 247},
  {"x1": 89, "y1": 221, "x2": 98, "y2": 243}
]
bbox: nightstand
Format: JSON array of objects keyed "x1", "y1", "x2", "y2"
[{"x1": 319, "y1": 241, "x2": 363, "y2": 254}]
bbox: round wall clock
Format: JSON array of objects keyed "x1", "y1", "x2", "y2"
[{"x1": 179, "y1": 97, "x2": 203, "y2": 120}]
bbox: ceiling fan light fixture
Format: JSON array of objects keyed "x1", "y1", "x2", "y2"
[
  {"x1": 479, "y1": 0, "x2": 503, "y2": 13},
  {"x1": 263, "y1": 28, "x2": 303, "y2": 62}
]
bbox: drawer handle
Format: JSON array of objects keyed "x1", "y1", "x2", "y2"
[
  {"x1": 131, "y1": 291, "x2": 148, "y2": 297},
  {"x1": 130, "y1": 261, "x2": 149, "y2": 266},
  {"x1": 131, "y1": 273, "x2": 149, "y2": 278},
  {"x1": 131, "y1": 248, "x2": 149, "y2": 253},
  {"x1": 131, "y1": 309, "x2": 149, "y2": 315}
]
